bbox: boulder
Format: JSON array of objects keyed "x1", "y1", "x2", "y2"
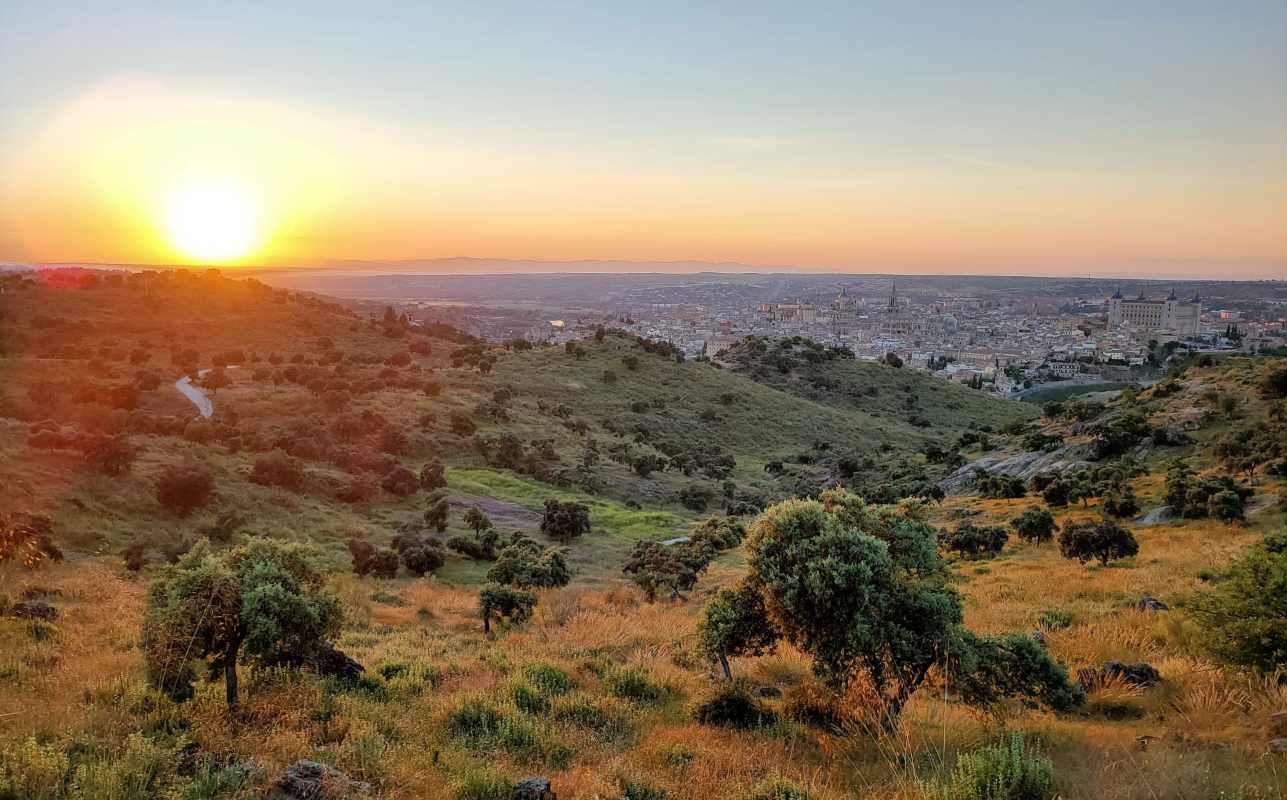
[
  {"x1": 513, "y1": 777, "x2": 556, "y2": 800},
  {"x1": 1134, "y1": 595, "x2": 1169, "y2": 612},
  {"x1": 10, "y1": 600, "x2": 57, "y2": 621},
  {"x1": 1031, "y1": 628, "x2": 1047, "y2": 646},
  {"x1": 265, "y1": 760, "x2": 371, "y2": 800},
  {"x1": 1135, "y1": 506, "x2": 1176, "y2": 526},
  {"x1": 1270, "y1": 738, "x2": 1287, "y2": 755},
  {"x1": 755, "y1": 685, "x2": 783, "y2": 698},
  {"x1": 312, "y1": 646, "x2": 364, "y2": 686}
]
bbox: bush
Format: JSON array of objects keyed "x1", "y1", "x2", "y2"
[
  {"x1": 249, "y1": 449, "x2": 305, "y2": 490},
  {"x1": 936, "y1": 733, "x2": 1056, "y2": 800},
  {"x1": 747, "y1": 778, "x2": 811, "y2": 800},
  {"x1": 604, "y1": 666, "x2": 666, "y2": 704},
  {"x1": 0, "y1": 513, "x2": 64, "y2": 569},
  {"x1": 540, "y1": 499, "x2": 591, "y2": 543},
  {"x1": 155, "y1": 465, "x2": 215, "y2": 516},
  {"x1": 942, "y1": 522, "x2": 1009, "y2": 560},
  {"x1": 693, "y1": 680, "x2": 778, "y2": 729},
  {"x1": 452, "y1": 769, "x2": 513, "y2": 800},
  {"x1": 83, "y1": 435, "x2": 137, "y2": 476},
  {"x1": 488, "y1": 538, "x2": 570, "y2": 589},
  {"x1": 0, "y1": 737, "x2": 70, "y2": 800},
  {"x1": 381, "y1": 465, "x2": 419, "y2": 497},
  {"x1": 1057, "y1": 518, "x2": 1138, "y2": 566},
  {"x1": 478, "y1": 583, "x2": 536, "y2": 633},
  {"x1": 1189, "y1": 532, "x2": 1287, "y2": 671},
  {"x1": 401, "y1": 542, "x2": 445, "y2": 576},
  {"x1": 419, "y1": 459, "x2": 447, "y2": 489},
  {"x1": 525, "y1": 663, "x2": 574, "y2": 696}
]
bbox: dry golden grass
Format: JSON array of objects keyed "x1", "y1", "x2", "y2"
[{"x1": 3, "y1": 476, "x2": 1285, "y2": 799}]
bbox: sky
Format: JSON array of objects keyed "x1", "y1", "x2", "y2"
[{"x1": 1, "y1": 2, "x2": 1285, "y2": 278}]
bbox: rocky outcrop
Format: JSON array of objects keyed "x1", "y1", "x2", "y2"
[
  {"x1": 265, "y1": 760, "x2": 371, "y2": 800},
  {"x1": 938, "y1": 444, "x2": 1094, "y2": 495},
  {"x1": 513, "y1": 777, "x2": 556, "y2": 800},
  {"x1": 1136, "y1": 506, "x2": 1176, "y2": 525},
  {"x1": 1134, "y1": 596, "x2": 1169, "y2": 612}
]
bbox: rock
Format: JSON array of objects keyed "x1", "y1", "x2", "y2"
[
  {"x1": 1270, "y1": 710, "x2": 1287, "y2": 738},
  {"x1": 265, "y1": 760, "x2": 371, "y2": 800},
  {"x1": 1031, "y1": 628, "x2": 1047, "y2": 646},
  {"x1": 312, "y1": 646, "x2": 364, "y2": 686},
  {"x1": 1135, "y1": 595, "x2": 1169, "y2": 612},
  {"x1": 1103, "y1": 661, "x2": 1161, "y2": 687},
  {"x1": 10, "y1": 600, "x2": 57, "y2": 621},
  {"x1": 1135, "y1": 506, "x2": 1176, "y2": 526},
  {"x1": 513, "y1": 776, "x2": 556, "y2": 800},
  {"x1": 1270, "y1": 738, "x2": 1287, "y2": 755},
  {"x1": 937, "y1": 446, "x2": 1093, "y2": 495},
  {"x1": 756, "y1": 685, "x2": 782, "y2": 698}
]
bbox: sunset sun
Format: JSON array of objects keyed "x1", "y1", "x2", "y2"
[{"x1": 164, "y1": 178, "x2": 259, "y2": 262}]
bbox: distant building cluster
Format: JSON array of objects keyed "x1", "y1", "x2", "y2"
[{"x1": 1106, "y1": 288, "x2": 1201, "y2": 336}]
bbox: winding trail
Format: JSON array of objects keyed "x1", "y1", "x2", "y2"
[{"x1": 174, "y1": 366, "x2": 237, "y2": 419}]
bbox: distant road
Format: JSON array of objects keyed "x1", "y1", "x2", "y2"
[{"x1": 174, "y1": 366, "x2": 237, "y2": 419}]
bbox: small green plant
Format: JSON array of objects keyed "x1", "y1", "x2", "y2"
[
  {"x1": 511, "y1": 680, "x2": 550, "y2": 715},
  {"x1": 525, "y1": 663, "x2": 574, "y2": 696},
  {"x1": 619, "y1": 777, "x2": 668, "y2": 800},
  {"x1": 451, "y1": 769, "x2": 513, "y2": 800},
  {"x1": 0, "y1": 737, "x2": 70, "y2": 800},
  {"x1": 447, "y1": 696, "x2": 505, "y2": 743},
  {"x1": 605, "y1": 666, "x2": 667, "y2": 704},
  {"x1": 662, "y1": 745, "x2": 695, "y2": 771},
  {"x1": 551, "y1": 695, "x2": 633, "y2": 742},
  {"x1": 747, "y1": 777, "x2": 811, "y2": 800},
  {"x1": 1037, "y1": 609, "x2": 1073, "y2": 629},
  {"x1": 937, "y1": 733, "x2": 1056, "y2": 800}
]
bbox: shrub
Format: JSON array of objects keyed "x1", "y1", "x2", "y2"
[
  {"x1": 693, "y1": 680, "x2": 778, "y2": 729},
  {"x1": 540, "y1": 499, "x2": 591, "y2": 542},
  {"x1": 401, "y1": 542, "x2": 445, "y2": 576},
  {"x1": 747, "y1": 778, "x2": 811, "y2": 800},
  {"x1": 0, "y1": 736, "x2": 70, "y2": 800},
  {"x1": 1101, "y1": 487, "x2": 1139, "y2": 519},
  {"x1": 698, "y1": 582, "x2": 779, "y2": 679},
  {"x1": 419, "y1": 459, "x2": 447, "y2": 489},
  {"x1": 249, "y1": 449, "x2": 305, "y2": 490},
  {"x1": 604, "y1": 666, "x2": 666, "y2": 704},
  {"x1": 381, "y1": 465, "x2": 419, "y2": 497},
  {"x1": 1011, "y1": 508, "x2": 1056, "y2": 544},
  {"x1": 488, "y1": 538, "x2": 570, "y2": 589},
  {"x1": 478, "y1": 583, "x2": 536, "y2": 633},
  {"x1": 0, "y1": 513, "x2": 64, "y2": 569},
  {"x1": 83, "y1": 435, "x2": 137, "y2": 476},
  {"x1": 155, "y1": 465, "x2": 216, "y2": 516},
  {"x1": 549, "y1": 695, "x2": 632, "y2": 741},
  {"x1": 1058, "y1": 518, "x2": 1138, "y2": 566},
  {"x1": 423, "y1": 490, "x2": 450, "y2": 532},
  {"x1": 525, "y1": 663, "x2": 574, "y2": 696},
  {"x1": 511, "y1": 680, "x2": 550, "y2": 715},
  {"x1": 451, "y1": 769, "x2": 512, "y2": 800},
  {"x1": 618, "y1": 778, "x2": 668, "y2": 800},
  {"x1": 448, "y1": 531, "x2": 500, "y2": 561},
  {"x1": 450, "y1": 411, "x2": 476, "y2": 437},
  {"x1": 370, "y1": 548, "x2": 400, "y2": 578},
  {"x1": 1037, "y1": 609, "x2": 1073, "y2": 629},
  {"x1": 936, "y1": 733, "x2": 1056, "y2": 800},
  {"x1": 1189, "y1": 532, "x2": 1287, "y2": 671},
  {"x1": 123, "y1": 541, "x2": 148, "y2": 572},
  {"x1": 464, "y1": 506, "x2": 493, "y2": 535}
]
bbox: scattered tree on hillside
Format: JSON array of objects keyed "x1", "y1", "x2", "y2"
[
  {"x1": 1189, "y1": 532, "x2": 1287, "y2": 671},
  {"x1": 83, "y1": 435, "x2": 137, "y2": 476},
  {"x1": 487, "y1": 536, "x2": 570, "y2": 589},
  {"x1": 348, "y1": 539, "x2": 377, "y2": 576},
  {"x1": 622, "y1": 541, "x2": 703, "y2": 602},
  {"x1": 249, "y1": 449, "x2": 305, "y2": 491},
  {"x1": 1101, "y1": 486, "x2": 1140, "y2": 519},
  {"x1": 419, "y1": 460, "x2": 447, "y2": 489},
  {"x1": 1260, "y1": 366, "x2": 1287, "y2": 400},
  {"x1": 540, "y1": 499, "x2": 591, "y2": 543},
  {"x1": 1058, "y1": 518, "x2": 1138, "y2": 566},
  {"x1": 447, "y1": 529, "x2": 500, "y2": 561},
  {"x1": 423, "y1": 490, "x2": 450, "y2": 532},
  {"x1": 464, "y1": 506, "x2": 493, "y2": 536},
  {"x1": 381, "y1": 466, "x2": 419, "y2": 497},
  {"x1": 942, "y1": 522, "x2": 1009, "y2": 560},
  {"x1": 394, "y1": 534, "x2": 445, "y2": 577},
  {"x1": 1011, "y1": 507, "x2": 1057, "y2": 544},
  {"x1": 142, "y1": 539, "x2": 342, "y2": 712},
  {"x1": 156, "y1": 465, "x2": 216, "y2": 516}
]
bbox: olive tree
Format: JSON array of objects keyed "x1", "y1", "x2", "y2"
[
  {"x1": 1011, "y1": 507, "x2": 1057, "y2": 544},
  {"x1": 142, "y1": 538, "x2": 342, "y2": 712},
  {"x1": 698, "y1": 582, "x2": 779, "y2": 679},
  {"x1": 478, "y1": 584, "x2": 536, "y2": 634},
  {"x1": 540, "y1": 499, "x2": 591, "y2": 543},
  {"x1": 1057, "y1": 518, "x2": 1139, "y2": 566}
]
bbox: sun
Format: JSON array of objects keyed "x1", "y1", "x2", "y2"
[{"x1": 164, "y1": 178, "x2": 260, "y2": 262}]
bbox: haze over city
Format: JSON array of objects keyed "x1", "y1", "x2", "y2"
[{"x1": 2, "y1": 2, "x2": 1286, "y2": 278}]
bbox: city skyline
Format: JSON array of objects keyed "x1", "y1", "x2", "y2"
[{"x1": 2, "y1": 2, "x2": 1286, "y2": 278}]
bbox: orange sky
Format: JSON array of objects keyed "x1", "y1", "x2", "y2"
[{"x1": 2, "y1": 5, "x2": 1285, "y2": 278}]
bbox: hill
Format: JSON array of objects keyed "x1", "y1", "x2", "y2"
[{"x1": 1, "y1": 269, "x2": 1284, "y2": 800}]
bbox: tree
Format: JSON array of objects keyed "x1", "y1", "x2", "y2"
[
  {"x1": 487, "y1": 537, "x2": 570, "y2": 589},
  {"x1": 348, "y1": 539, "x2": 377, "y2": 576},
  {"x1": 142, "y1": 539, "x2": 342, "y2": 712},
  {"x1": 447, "y1": 529, "x2": 500, "y2": 561},
  {"x1": 698, "y1": 582, "x2": 779, "y2": 679},
  {"x1": 945, "y1": 631, "x2": 1085, "y2": 713},
  {"x1": 1011, "y1": 507, "x2": 1057, "y2": 544},
  {"x1": 942, "y1": 522, "x2": 1009, "y2": 560},
  {"x1": 419, "y1": 460, "x2": 447, "y2": 489},
  {"x1": 201, "y1": 367, "x2": 232, "y2": 393},
  {"x1": 540, "y1": 499, "x2": 591, "y2": 543},
  {"x1": 1207, "y1": 489, "x2": 1245, "y2": 524},
  {"x1": 622, "y1": 541, "x2": 701, "y2": 602},
  {"x1": 423, "y1": 490, "x2": 450, "y2": 532},
  {"x1": 1189, "y1": 532, "x2": 1287, "y2": 671},
  {"x1": 478, "y1": 584, "x2": 536, "y2": 634},
  {"x1": 399, "y1": 538, "x2": 445, "y2": 577},
  {"x1": 156, "y1": 465, "x2": 216, "y2": 516},
  {"x1": 249, "y1": 450, "x2": 305, "y2": 491},
  {"x1": 1057, "y1": 518, "x2": 1138, "y2": 566},
  {"x1": 1260, "y1": 366, "x2": 1287, "y2": 400},
  {"x1": 0, "y1": 513, "x2": 63, "y2": 569},
  {"x1": 464, "y1": 506, "x2": 493, "y2": 536},
  {"x1": 883, "y1": 352, "x2": 903, "y2": 368},
  {"x1": 1101, "y1": 486, "x2": 1139, "y2": 519},
  {"x1": 83, "y1": 435, "x2": 136, "y2": 476},
  {"x1": 728, "y1": 492, "x2": 1080, "y2": 730}
]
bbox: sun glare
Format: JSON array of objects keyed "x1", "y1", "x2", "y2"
[{"x1": 164, "y1": 178, "x2": 259, "y2": 262}]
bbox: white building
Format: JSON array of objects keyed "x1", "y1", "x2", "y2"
[{"x1": 1106, "y1": 288, "x2": 1201, "y2": 336}]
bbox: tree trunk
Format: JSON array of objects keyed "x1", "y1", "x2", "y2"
[
  {"x1": 718, "y1": 652, "x2": 732, "y2": 681},
  {"x1": 224, "y1": 637, "x2": 241, "y2": 712},
  {"x1": 483, "y1": 613, "x2": 491, "y2": 634}
]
